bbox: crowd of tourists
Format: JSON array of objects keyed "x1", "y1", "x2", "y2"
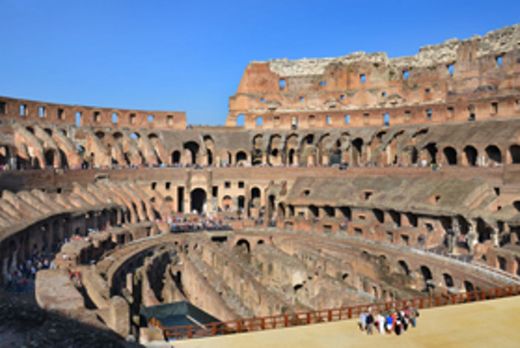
[
  {"x1": 3, "y1": 251, "x2": 56, "y2": 293},
  {"x1": 168, "y1": 215, "x2": 231, "y2": 233},
  {"x1": 358, "y1": 306, "x2": 419, "y2": 336}
]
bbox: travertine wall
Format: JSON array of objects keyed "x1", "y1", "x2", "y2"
[
  {"x1": 228, "y1": 25, "x2": 520, "y2": 129},
  {"x1": 0, "y1": 96, "x2": 186, "y2": 130}
]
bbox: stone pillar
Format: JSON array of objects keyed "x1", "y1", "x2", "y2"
[
  {"x1": 108, "y1": 296, "x2": 130, "y2": 338},
  {"x1": 466, "y1": 219, "x2": 478, "y2": 254}
]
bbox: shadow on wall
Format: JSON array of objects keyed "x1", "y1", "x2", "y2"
[{"x1": 0, "y1": 291, "x2": 142, "y2": 348}]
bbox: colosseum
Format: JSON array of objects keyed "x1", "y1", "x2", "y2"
[{"x1": 1, "y1": 24, "x2": 520, "y2": 347}]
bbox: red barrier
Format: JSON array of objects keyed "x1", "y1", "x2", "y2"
[{"x1": 157, "y1": 285, "x2": 520, "y2": 341}]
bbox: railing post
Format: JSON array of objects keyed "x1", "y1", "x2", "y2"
[
  {"x1": 328, "y1": 309, "x2": 332, "y2": 322},
  {"x1": 306, "y1": 312, "x2": 311, "y2": 324},
  {"x1": 236, "y1": 320, "x2": 242, "y2": 333},
  {"x1": 284, "y1": 314, "x2": 289, "y2": 327},
  {"x1": 187, "y1": 326, "x2": 193, "y2": 339},
  {"x1": 261, "y1": 318, "x2": 266, "y2": 330},
  {"x1": 348, "y1": 307, "x2": 352, "y2": 319}
]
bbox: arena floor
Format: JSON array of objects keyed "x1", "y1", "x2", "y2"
[{"x1": 171, "y1": 296, "x2": 520, "y2": 348}]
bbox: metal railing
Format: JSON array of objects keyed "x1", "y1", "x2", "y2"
[{"x1": 159, "y1": 285, "x2": 520, "y2": 341}]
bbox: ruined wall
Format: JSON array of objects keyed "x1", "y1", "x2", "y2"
[{"x1": 228, "y1": 25, "x2": 520, "y2": 129}]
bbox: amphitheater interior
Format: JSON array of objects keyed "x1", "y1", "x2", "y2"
[{"x1": 1, "y1": 23, "x2": 520, "y2": 346}]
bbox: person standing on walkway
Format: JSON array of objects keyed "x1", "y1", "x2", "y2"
[
  {"x1": 376, "y1": 312, "x2": 386, "y2": 334},
  {"x1": 366, "y1": 312, "x2": 374, "y2": 335},
  {"x1": 358, "y1": 311, "x2": 367, "y2": 332}
]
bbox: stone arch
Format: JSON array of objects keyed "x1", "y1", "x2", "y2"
[
  {"x1": 464, "y1": 280, "x2": 474, "y2": 293},
  {"x1": 190, "y1": 188, "x2": 206, "y2": 214},
  {"x1": 443, "y1": 146, "x2": 458, "y2": 165},
  {"x1": 423, "y1": 143, "x2": 438, "y2": 165},
  {"x1": 171, "y1": 150, "x2": 181, "y2": 165},
  {"x1": 443, "y1": 273, "x2": 454, "y2": 288},
  {"x1": 485, "y1": 145, "x2": 502, "y2": 165},
  {"x1": 183, "y1": 141, "x2": 199, "y2": 165},
  {"x1": 203, "y1": 135, "x2": 215, "y2": 166},
  {"x1": 235, "y1": 150, "x2": 248, "y2": 165},
  {"x1": 509, "y1": 145, "x2": 520, "y2": 164},
  {"x1": 463, "y1": 145, "x2": 478, "y2": 166},
  {"x1": 268, "y1": 134, "x2": 283, "y2": 166},
  {"x1": 235, "y1": 239, "x2": 250, "y2": 254},
  {"x1": 252, "y1": 134, "x2": 264, "y2": 166},
  {"x1": 398, "y1": 260, "x2": 410, "y2": 276},
  {"x1": 323, "y1": 205, "x2": 335, "y2": 217},
  {"x1": 222, "y1": 195, "x2": 233, "y2": 211},
  {"x1": 277, "y1": 202, "x2": 286, "y2": 219},
  {"x1": 44, "y1": 149, "x2": 57, "y2": 168},
  {"x1": 251, "y1": 186, "x2": 261, "y2": 199},
  {"x1": 309, "y1": 205, "x2": 319, "y2": 218},
  {"x1": 58, "y1": 149, "x2": 69, "y2": 169},
  {"x1": 352, "y1": 138, "x2": 364, "y2": 166},
  {"x1": 419, "y1": 265, "x2": 434, "y2": 291},
  {"x1": 373, "y1": 208, "x2": 384, "y2": 223}
]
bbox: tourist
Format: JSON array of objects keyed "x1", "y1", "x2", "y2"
[
  {"x1": 358, "y1": 311, "x2": 367, "y2": 331},
  {"x1": 376, "y1": 312, "x2": 386, "y2": 334},
  {"x1": 365, "y1": 311, "x2": 374, "y2": 335},
  {"x1": 407, "y1": 306, "x2": 419, "y2": 328},
  {"x1": 385, "y1": 312, "x2": 393, "y2": 332}
]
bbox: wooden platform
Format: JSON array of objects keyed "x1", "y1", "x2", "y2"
[{"x1": 170, "y1": 296, "x2": 520, "y2": 348}]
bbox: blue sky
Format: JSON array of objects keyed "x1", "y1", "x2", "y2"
[{"x1": 1, "y1": 1, "x2": 519, "y2": 125}]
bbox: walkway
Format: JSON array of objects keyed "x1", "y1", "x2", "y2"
[{"x1": 170, "y1": 295, "x2": 520, "y2": 348}]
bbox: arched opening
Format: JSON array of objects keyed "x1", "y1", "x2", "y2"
[
  {"x1": 323, "y1": 205, "x2": 335, "y2": 217},
  {"x1": 293, "y1": 283, "x2": 303, "y2": 293},
  {"x1": 383, "y1": 113, "x2": 390, "y2": 126},
  {"x1": 443, "y1": 147, "x2": 458, "y2": 165},
  {"x1": 464, "y1": 281, "x2": 474, "y2": 293},
  {"x1": 235, "y1": 239, "x2": 250, "y2": 254},
  {"x1": 443, "y1": 273, "x2": 454, "y2": 288},
  {"x1": 389, "y1": 210, "x2": 401, "y2": 227},
  {"x1": 236, "y1": 114, "x2": 245, "y2": 127},
  {"x1": 288, "y1": 148, "x2": 296, "y2": 165},
  {"x1": 235, "y1": 151, "x2": 247, "y2": 165},
  {"x1": 373, "y1": 209, "x2": 384, "y2": 223},
  {"x1": 184, "y1": 142, "x2": 199, "y2": 165},
  {"x1": 424, "y1": 143, "x2": 438, "y2": 164},
  {"x1": 58, "y1": 149, "x2": 69, "y2": 169},
  {"x1": 420, "y1": 265, "x2": 434, "y2": 291},
  {"x1": 251, "y1": 187, "x2": 261, "y2": 200},
  {"x1": 485, "y1": 145, "x2": 502, "y2": 165},
  {"x1": 352, "y1": 138, "x2": 363, "y2": 165},
  {"x1": 44, "y1": 149, "x2": 55, "y2": 167},
  {"x1": 398, "y1": 260, "x2": 410, "y2": 276},
  {"x1": 171, "y1": 150, "x2": 181, "y2": 165},
  {"x1": 238, "y1": 195, "x2": 245, "y2": 212},
  {"x1": 309, "y1": 205, "x2": 319, "y2": 218},
  {"x1": 410, "y1": 147, "x2": 419, "y2": 165},
  {"x1": 222, "y1": 195, "x2": 232, "y2": 211},
  {"x1": 277, "y1": 203, "x2": 286, "y2": 219},
  {"x1": 463, "y1": 145, "x2": 478, "y2": 166},
  {"x1": 509, "y1": 145, "x2": 520, "y2": 164},
  {"x1": 339, "y1": 207, "x2": 351, "y2": 220},
  {"x1": 190, "y1": 188, "x2": 206, "y2": 214},
  {"x1": 206, "y1": 149, "x2": 213, "y2": 166}
]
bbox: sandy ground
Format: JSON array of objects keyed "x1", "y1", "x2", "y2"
[{"x1": 170, "y1": 296, "x2": 520, "y2": 348}]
